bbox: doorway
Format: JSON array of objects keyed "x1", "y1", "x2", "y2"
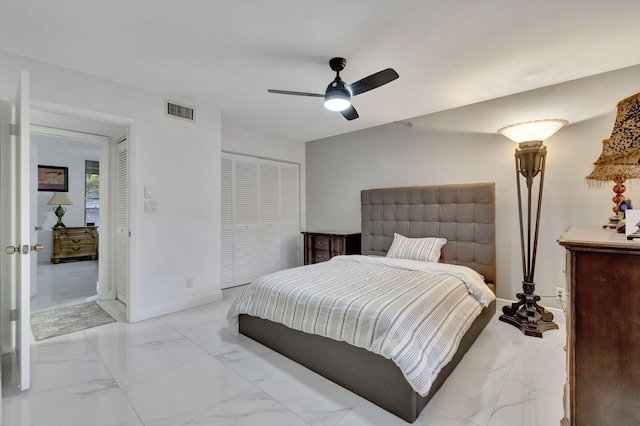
[
  {"x1": 30, "y1": 132, "x2": 101, "y2": 313},
  {"x1": 29, "y1": 110, "x2": 128, "y2": 320}
]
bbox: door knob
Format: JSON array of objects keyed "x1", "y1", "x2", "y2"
[
  {"x1": 5, "y1": 244, "x2": 42, "y2": 254},
  {"x1": 35, "y1": 226, "x2": 43, "y2": 231}
]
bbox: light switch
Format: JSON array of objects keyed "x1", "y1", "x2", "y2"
[
  {"x1": 144, "y1": 186, "x2": 153, "y2": 198},
  {"x1": 144, "y1": 201, "x2": 158, "y2": 213}
]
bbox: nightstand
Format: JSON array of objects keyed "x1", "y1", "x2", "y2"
[
  {"x1": 301, "y1": 231, "x2": 361, "y2": 265},
  {"x1": 51, "y1": 226, "x2": 99, "y2": 264}
]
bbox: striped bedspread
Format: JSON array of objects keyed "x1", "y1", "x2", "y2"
[{"x1": 228, "y1": 255, "x2": 495, "y2": 396}]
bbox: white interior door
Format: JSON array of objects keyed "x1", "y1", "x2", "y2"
[
  {"x1": 0, "y1": 89, "x2": 10, "y2": 420},
  {"x1": 0, "y1": 71, "x2": 32, "y2": 391}
]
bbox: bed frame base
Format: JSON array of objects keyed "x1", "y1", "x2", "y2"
[{"x1": 239, "y1": 300, "x2": 495, "y2": 423}]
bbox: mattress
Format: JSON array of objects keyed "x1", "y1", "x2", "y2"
[{"x1": 228, "y1": 255, "x2": 495, "y2": 396}]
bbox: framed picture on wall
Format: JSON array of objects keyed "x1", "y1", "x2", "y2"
[{"x1": 37, "y1": 165, "x2": 69, "y2": 192}]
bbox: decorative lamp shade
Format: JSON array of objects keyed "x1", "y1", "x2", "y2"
[
  {"x1": 498, "y1": 119, "x2": 569, "y2": 143},
  {"x1": 47, "y1": 192, "x2": 73, "y2": 206},
  {"x1": 594, "y1": 92, "x2": 640, "y2": 165},
  {"x1": 586, "y1": 139, "x2": 640, "y2": 187}
]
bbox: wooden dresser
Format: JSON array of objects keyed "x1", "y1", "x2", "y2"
[
  {"x1": 302, "y1": 231, "x2": 361, "y2": 265},
  {"x1": 51, "y1": 226, "x2": 99, "y2": 264},
  {"x1": 558, "y1": 227, "x2": 640, "y2": 426}
]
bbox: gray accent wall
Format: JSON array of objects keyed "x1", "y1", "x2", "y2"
[{"x1": 306, "y1": 64, "x2": 640, "y2": 307}]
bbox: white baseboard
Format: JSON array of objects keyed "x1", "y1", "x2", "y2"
[
  {"x1": 496, "y1": 297, "x2": 566, "y2": 325},
  {"x1": 129, "y1": 290, "x2": 223, "y2": 322}
]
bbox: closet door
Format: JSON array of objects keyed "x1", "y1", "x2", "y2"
[
  {"x1": 220, "y1": 155, "x2": 234, "y2": 288},
  {"x1": 259, "y1": 160, "x2": 281, "y2": 275},
  {"x1": 233, "y1": 157, "x2": 259, "y2": 285},
  {"x1": 221, "y1": 153, "x2": 300, "y2": 288},
  {"x1": 280, "y1": 163, "x2": 300, "y2": 269},
  {"x1": 116, "y1": 139, "x2": 129, "y2": 303}
]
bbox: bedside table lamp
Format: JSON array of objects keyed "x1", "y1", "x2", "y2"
[
  {"x1": 498, "y1": 118, "x2": 568, "y2": 338},
  {"x1": 586, "y1": 93, "x2": 640, "y2": 226},
  {"x1": 47, "y1": 192, "x2": 73, "y2": 228}
]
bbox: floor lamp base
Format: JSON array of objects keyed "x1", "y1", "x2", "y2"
[{"x1": 499, "y1": 292, "x2": 558, "y2": 338}]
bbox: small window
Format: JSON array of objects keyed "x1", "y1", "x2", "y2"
[{"x1": 85, "y1": 160, "x2": 99, "y2": 226}]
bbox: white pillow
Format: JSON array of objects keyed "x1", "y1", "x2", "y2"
[{"x1": 386, "y1": 233, "x2": 447, "y2": 263}]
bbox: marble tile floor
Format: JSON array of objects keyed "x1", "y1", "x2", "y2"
[
  {"x1": 2, "y1": 286, "x2": 566, "y2": 426},
  {"x1": 31, "y1": 260, "x2": 99, "y2": 312}
]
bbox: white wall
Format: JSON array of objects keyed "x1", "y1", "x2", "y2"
[
  {"x1": 222, "y1": 120, "x2": 307, "y2": 243},
  {"x1": 0, "y1": 50, "x2": 223, "y2": 321},
  {"x1": 306, "y1": 65, "x2": 640, "y2": 309}
]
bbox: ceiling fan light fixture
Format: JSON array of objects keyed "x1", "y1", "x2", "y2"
[
  {"x1": 324, "y1": 80, "x2": 351, "y2": 112},
  {"x1": 324, "y1": 96, "x2": 350, "y2": 112}
]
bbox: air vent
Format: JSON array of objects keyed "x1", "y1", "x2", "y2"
[{"x1": 165, "y1": 100, "x2": 195, "y2": 122}]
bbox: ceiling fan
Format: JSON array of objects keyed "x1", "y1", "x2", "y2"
[{"x1": 268, "y1": 57, "x2": 399, "y2": 121}]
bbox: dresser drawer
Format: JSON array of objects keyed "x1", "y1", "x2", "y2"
[
  {"x1": 314, "y1": 250, "x2": 331, "y2": 263},
  {"x1": 56, "y1": 228, "x2": 95, "y2": 238},
  {"x1": 314, "y1": 236, "x2": 330, "y2": 250},
  {"x1": 58, "y1": 246, "x2": 93, "y2": 256},
  {"x1": 59, "y1": 238, "x2": 94, "y2": 249}
]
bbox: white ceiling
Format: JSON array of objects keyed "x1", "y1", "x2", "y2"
[{"x1": 1, "y1": 0, "x2": 639, "y2": 142}]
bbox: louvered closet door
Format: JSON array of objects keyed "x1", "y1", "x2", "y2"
[
  {"x1": 233, "y1": 157, "x2": 260, "y2": 285},
  {"x1": 116, "y1": 139, "x2": 129, "y2": 304},
  {"x1": 259, "y1": 161, "x2": 281, "y2": 275},
  {"x1": 220, "y1": 155, "x2": 234, "y2": 288},
  {"x1": 280, "y1": 163, "x2": 300, "y2": 269},
  {"x1": 221, "y1": 153, "x2": 300, "y2": 288}
]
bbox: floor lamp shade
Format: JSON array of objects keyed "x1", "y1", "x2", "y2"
[
  {"x1": 47, "y1": 192, "x2": 73, "y2": 228},
  {"x1": 498, "y1": 119, "x2": 567, "y2": 338}
]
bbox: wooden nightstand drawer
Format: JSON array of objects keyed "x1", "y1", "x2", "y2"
[{"x1": 302, "y1": 231, "x2": 361, "y2": 265}]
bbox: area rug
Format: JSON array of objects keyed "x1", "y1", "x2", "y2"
[{"x1": 31, "y1": 301, "x2": 116, "y2": 341}]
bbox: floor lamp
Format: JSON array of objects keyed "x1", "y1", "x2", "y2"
[{"x1": 498, "y1": 119, "x2": 567, "y2": 338}]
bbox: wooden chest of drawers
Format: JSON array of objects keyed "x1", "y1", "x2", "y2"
[
  {"x1": 558, "y1": 227, "x2": 640, "y2": 426},
  {"x1": 302, "y1": 231, "x2": 361, "y2": 265},
  {"x1": 51, "y1": 226, "x2": 99, "y2": 264}
]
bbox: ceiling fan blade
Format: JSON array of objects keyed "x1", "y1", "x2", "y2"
[
  {"x1": 267, "y1": 89, "x2": 323, "y2": 97},
  {"x1": 340, "y1": 105, "x2": 359, "y2": 121},
  {"x1": 348, "y1": 68, "x2": 399, "y2": 96}
]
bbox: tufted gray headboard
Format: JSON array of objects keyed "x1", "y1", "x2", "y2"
[{"x1": 361, "y1": 182, "x2": 496, "y2": 285}]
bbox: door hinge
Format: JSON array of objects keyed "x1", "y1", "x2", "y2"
[
  {"x1": 10, "y1": 123, "x2": 17, "y2": 136},
  {"x1": 9, "y1": 309, "x2": 18, "y2": 321}
]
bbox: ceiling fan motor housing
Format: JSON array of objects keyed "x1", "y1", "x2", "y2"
[{"x1": 329, "y1": 57, "x2": 347, "y2": 72}]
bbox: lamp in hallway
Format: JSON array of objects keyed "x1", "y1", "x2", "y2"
[
  {"x1": 498, "y1": 118, "x2": 568, "y2": 338},
  {"x1": 47, "y1": 192, "x2": 73, "y2": 228}
]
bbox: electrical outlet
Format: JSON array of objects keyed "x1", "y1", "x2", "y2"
[
  {"x1": 555, "y1": 286, "x2": 565, "y2": 301},
  {"x1": 186, "y1": 278, "x2": 194, "y2": 289}
]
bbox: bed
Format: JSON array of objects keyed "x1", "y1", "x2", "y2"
[{"x1": 231, "y1": 183, "x2": 496, "y2": 423}]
